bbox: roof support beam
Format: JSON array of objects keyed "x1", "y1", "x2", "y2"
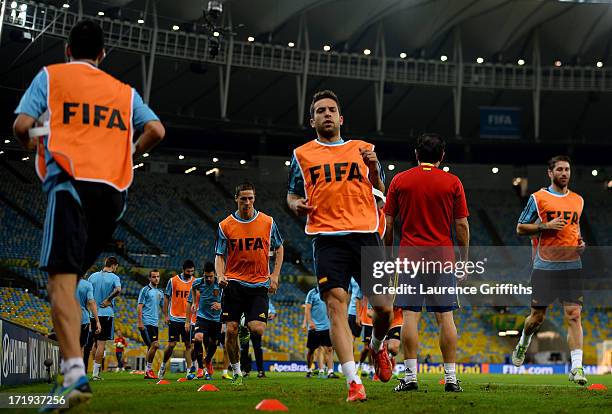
[
  {"x1": 532, "y1": 29, "x2": 541, "y2": 142},
  {"x1": 295, "y1": 14, "x2": 309, "y2": 126},
  {"x1": 143, "y1": 0, "x2": 157, "y2": 104},
  {"x1": 0, "y1": 0, "x2": 7, "y2": 44},
  {"x1": 219, "y1": 7, "x2": 233, "y2": 120},
  {"x1": 374, "y1": 22, "x2": 386, "y2": 133},
  {"x1": 452, "y1": 26, "x2": 463, "y2": 138}
]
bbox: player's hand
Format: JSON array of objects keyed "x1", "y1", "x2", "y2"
[
  {"x1": 577, "y1": 238, "x2": 586, "y2": 255},
  {"x1": 291, "y1": 198, "x2": 315, "y2": 216},
  {"x1": 359, "y1": 147, "x2": 379, "y2": 171},
  {"x1": 184, "y1": 322, "x2": 190, "y2": 333},
  {"x1": 309, "y1": 322, "x2": 316, "y2": 330},
  {"x1": 542, "y1": 216, "x2": 566, "y2": 231},
  {"x1": 268, "y1": 276, "x2": 279, "y2": 294},
  {"x1": 95, "y1": 321, "x2": 101, "y2": 334},
  {"x1": 137, "y1": 322, "x2": 144, "y2": 330},
  {"x1": 211, "y1": 302, "x2": 221, "y2": 311},
  {"x1": 218, "y1": 274, "x2": 228, "y2": 288},
  {"x1": 268, "y1": 313, "x2": 276, "y2": 320},
  {"x1": 100, "y1": 299, "x2": 111, "y2": 308},
  {"x1": 164, "y1": 315, "x2": 169, "y2": 325},
  {"x1": 355, "y1": 318, "x2": 362, "y2": 328}
]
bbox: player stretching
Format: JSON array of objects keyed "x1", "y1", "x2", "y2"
[
  {"x1": 138, "y1": 270, "x2": 163, "y2": 379},
  {"x1": 384, "y1": 134, "x2": 469, "y2": 392},
  {"x1": 159, "y1": 260, "x2": 195, "y2": 379},
  {"x1": 513, "y1": 155, "x2": 587, "y2": 385},
  {"x1": 216, "y1": 182, "x2": 284, "y2": 386},
  {"x1": 287, "y1": 90, "x2": 393, "y2": 402},
  {"x1": 187, "y1": 262, "x2": 222, "y2": 380},
  {"x1": 13, "y1": 19, "x2": 164, "y2": 409},
  {"x1": 303, "y1": 286, "x2": 337, "y2": 378},
  {"x1": 89, "y1": 257, "x2": 122, "y2": 381}
]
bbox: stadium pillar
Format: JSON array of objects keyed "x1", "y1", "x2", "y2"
[
  {"x1": 374, "y1": 23, "x2": 386, "y2": 133},
  {"x1": 144, "y1": 0, "x2": 158, "y2": 104},
  {"x1": 219, "y1": 8, "x2": 234, "y2": 120},
  {"x1": 0, "y1": 0, "x2": 7, "y2": 44},
  {"x1": 532, "y1": 29, "x2": 541, "y2": 142},
  {"x1": 77, "y1": 0, "x2": 83, "y2": 19},
  {"x1": 452, "y1": 27, "x2": 463, "y2": 138},
  {"x1": 296, "y1": 15, "x2": 310, "y2": 126}
]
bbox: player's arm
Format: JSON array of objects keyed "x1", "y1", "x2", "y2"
[
  {"x1": 454, "y1": 217, "x2": 470, "y2": 262},
  {"x1": 13, "y1": 70, "x2": 47, "y2": 151},
  {"x1": 287, "y1": 193, "x2": 315, "y2": 216},
  {"x1": 215, "y1": 254, "x2": 227, "y2": 288},
  {"x1": 516, "y1": 195, "x2": 565, "y2": 236},
  {"x1": 354, "y1": 298, "x2": 362, "y2": 327},
  {"x1": 88, "y1": 299, "x2": 101, "y2": 334},
  {"x1": 303, "y1": 303, "x2": 314, "y2": 331},
  {"x1": 359, "y1": 148, "x2": 385, "y2": 192},
  {"x1": 384, "y1": 214, "x2": 394, "y2": 247},
  {"x1": 185, "y1": 287, "x2": 195, "y2": 332},
  {"x1": 137, "y1": 303, "x2": 145, "y2": 330},
  {"x1": 163, "y1": 294, "x2": 170, "y2": 323},
  {"x1": 131, "y1": 90, "x2": 165, "y2": 157},
  {"x1": 13, "y1": 114, "x2": 37, "y2": 151},
  {"x1": 101, "y1": 286, "x2": 121, "y2": 308},
  {"x1": 269, "y1": 241, "x2": 284, "y2": 294}
]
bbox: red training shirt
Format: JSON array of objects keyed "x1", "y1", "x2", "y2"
[{"x1": 384, "y1": 163, "x2": 469, "y2": 247}]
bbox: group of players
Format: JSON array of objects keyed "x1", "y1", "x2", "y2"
[{"x1": 13, "y1": 20, "x2": 590, "y2": 410}]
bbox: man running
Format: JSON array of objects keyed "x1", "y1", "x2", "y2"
[
  {"x1": 216, "y1": 182, "x2": 284, "y2": 385},
  {"x1": 287, "y1": 90, "x2": 393, "y2": 401},
  {"x1": 13, "y1": 19, "x2": 164, "y2": 408}
]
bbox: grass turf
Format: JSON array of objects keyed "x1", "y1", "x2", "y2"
[{"x1": 2, "y1": 371, "x2": 611, "y2": 413}]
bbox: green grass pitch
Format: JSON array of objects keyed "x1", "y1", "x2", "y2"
[{"x1": 3, "y1": 372, "x2": 611, "y2": 413}]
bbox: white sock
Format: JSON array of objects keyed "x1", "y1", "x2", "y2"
[
  {"x1": 370, "y1": 335, "x2": 384, "y2": 351},
  {"x1": 160, "y1": 362, "x2": 166, "y2": 371},
  {"x1": 62, "y1": 358, "x2": 86, "y2": 387},
  {"x1": 231, "y1": 362, "x2": 242, "y2": 376},
  {"x1": 444, "y1": 363, "x2": 456, "y2": 384},
  {"x1": 341, "y1": 361, "x2": 362, "y2": 384},
  {"x1": 519, "y1": 329, "x2": 532, "y2": 347},
  {"x1": 223, "y1": 369, "x2": 228, "y2": 375},
  {"x1": 146, "y1": 362, "x2": 152, "y2": 371},
  {"x1": 570, "y1": 349, "x2": 583, "y2": 370},
  {"x1": 92, "y1": 362, "x2": 101, "y2": 377},
  {"x1": 404, "y1": 359, "x2": 417, "y2": 382}
]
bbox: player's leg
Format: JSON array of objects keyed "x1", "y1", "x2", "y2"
[
  {"x1": 204, "y1": 321, "x2": 221, "y2": 377},
  {"x1": 395, "y1": 309, "x2": 420, "y2": 391},
  {"x1": 244, "y1": 287, "x2": 268, "y2": 377},
  {"x1": 564, "y1": 303, "x2": 587, "y2": 384},
  {"x1": 92, "y1": 339, "x2": 106, "y2": 379},
  {"x1": 385, "y1": 327, "x2": 401, "y2": 378},
  {"x1": 48, "y1": 273, "x2": 82, "y2": 373},
  {"x1": 159, "y1": 321, "x2": 178, "y2": 379},
  {"x1": 320, "y1": 330, "x2": 337, "y2": 378},
  {"x1": 435, "y1": 311, "x2": 461, "y2": 391},
  {"x1": 357, "y1": 326, "x2": 371, "y2": 377},
  {"x1": 512, "y1": 306, "x2": 546, "y2": 366},
  {"x1": 193, "y1": 331, "x2": 205, "y2": 378},
  {"x1": 305, "y1": 331, "x2": 316, "y2": 377}
]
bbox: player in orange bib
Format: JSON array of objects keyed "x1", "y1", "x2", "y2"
[
  {"x1": 13, "y1": 20, "x2": 164, "y2": 409},
  {"x1": 158, "y1": 260, "x2": 196, "y2": 380},
  {"x1": 513, "y1": 155, "x2": 588, "y2": 385},
  {"x1": 287, "y1": 90, "x2": 393, "y2": 402},
  {"x1": 215, "y1": 183, "x2": 284, "y2": 385}
]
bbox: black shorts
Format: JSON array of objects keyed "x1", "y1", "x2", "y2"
[
  {"x1": 362, "y1": 325, "x2": 373, "y2": 344},
  {"x1": 387, "y1": 326, "x2": 401, "y2": 341},
  {"x1": 395, "y1": 272, "x2": 459, "y2": 313},
  {"x1": 80, "y1": 323, "x2": 90, "y2": 347},
  {"x1": 168, "y1": 320, "x2": 190, "y2": 343},
  {"x1": 139, "y1": 325, "x2": 159, "y2": 347},
  {"x1": 313, "y1": 232, "x2": 385, "y2": 294},
  {"x1": 39, "y1": 178, "x2": 126, "y2": 276},
  {"x1": 92, "y1": 316, "x2": 114, "y2": 341},
  {"x1": 348, "y1": 315, "x2": 361, "y2": 338},
  {"x1": 306, "y1": 329, "x2": 332, "y2": 350},
  {"x1": 193, "y1": 317, "x2": 222, "y2": 342},
  {"x1": 221, "y1": 281, "x2": 269, "y2": 323},
  {"x1": 531, "y1": 268, "x2": 584, "y2": 307}
]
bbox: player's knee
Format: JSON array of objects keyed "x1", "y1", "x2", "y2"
[
  {"x1": 151, "y1": 341, "x2": 159, "y2": 350},
  {"x1": 226, "y1": 323, "x2": 239, "y2": 336},
  {"x1": 167, "y1": 341, "x2": 177, "y2": 348},
  {"x1": 372, "y1": 305, "x2": 392, "y2": 319}
]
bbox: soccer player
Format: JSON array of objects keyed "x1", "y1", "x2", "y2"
[
  {"x1": 186, "y1": 262, "x2": 221, "y2": 380},
  {"x1": 138, "y1": 269, "x2": 163, "y2": 380},
  {"x1": 287, "y1": 90, "x2": 393, "y2": 401},
  {"x1": 159, "y1": 260, "x2": 196, "y2": 379},
  {"x1": 114, "y1": 330, "x2": 127, "y2": 371},
  {"x1": 12, "y1": 19, "x2": 164, "y2": 407},
  {"x1": 383, "y1": 133, "x2": 469, "y2": 393},
  {"x1": 89, "y1": 257, "x2": 122, "y2": 381},
  {"x1": 512, "y1": 155, "x2": 587, "y2": 385},
  {"x1": 76, "y1": 274, "x2": 100, "y2": 361},
  {"x1": 303, "y1": 286, "x2": 337, "y2": 379},
  {"x1": 215, "y1": 182, "x2": 284, "y2": 385}
]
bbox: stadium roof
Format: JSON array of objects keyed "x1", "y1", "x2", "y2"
[{"x1": 2, "y1": 0, "x2": 612, "y2": 158}]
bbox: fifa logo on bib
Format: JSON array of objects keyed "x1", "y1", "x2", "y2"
[
  {"x1": 308, "y1": 162, "x2": 363, "y2": 184},
  {"x1": 228, "y1": 237, "x2": 264, "y2": 251},
  {"x1": 63, "y1": 102, "x2": 127, "y2": 131}
]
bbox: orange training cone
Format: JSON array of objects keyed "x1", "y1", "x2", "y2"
[
  {"x1": 439, "y1": 378, "x2": 445, "y2": 385},
  {"x1": 198, "y1": 384, "x2": 220, "y2": 392},
  {"x1": 255, "y1": 400, "x2": 288, "y2": 411},
  {"x1": 587, "y1": 384, "x2": 608, "y2": 391},
  {"x1": 177, "y1": 377, "x2": 188, "y2": 383},
  {"x1": 156, "y1": 379, "x2": 170, "y2": 385}
]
